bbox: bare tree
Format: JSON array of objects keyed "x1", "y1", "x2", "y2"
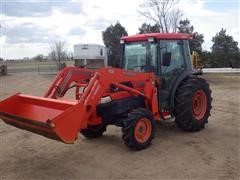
[
  {"x1": 49, "y1": 41, "x2": 68, "y2": 70},
  {"x1": 169, "y1": 8, "x2": 183, "y2": 32},
  {"x1": 138, "y1": 0, "x2": 183, "y2": 33}
]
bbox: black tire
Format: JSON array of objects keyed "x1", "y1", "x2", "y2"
[
  {"x1": 174, "y1": 77, "x2": 212, "y2": 131},
  {"x1": 80, "y1": 124, "x2": 106, "y2": 138},
  {"x1": 122, "y1": 108, "x2": 156, "y2": 150}
]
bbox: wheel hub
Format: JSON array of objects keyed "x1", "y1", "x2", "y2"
[
  {"x1": 134, "y1": 118, "x2": 151, "y2": 143},
  {"x1": 192, "y1": 90, "x2": 207, "y2": 120}
]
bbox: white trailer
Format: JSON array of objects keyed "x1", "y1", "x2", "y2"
[{"x1": 73, "y1": 44, "x2": 107, "y2": 69}]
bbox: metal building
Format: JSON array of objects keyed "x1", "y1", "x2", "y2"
[{"x1": 73, "y1": 44, "x2": 107, "y2": 69}]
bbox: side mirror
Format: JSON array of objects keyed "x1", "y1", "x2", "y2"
[{"x1": 162, "y1": 52, "x2": 171, "y2": 66}]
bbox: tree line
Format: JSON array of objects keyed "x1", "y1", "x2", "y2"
[{"x1": 102, "y1": 21, "x2": 239, "y2": 68}]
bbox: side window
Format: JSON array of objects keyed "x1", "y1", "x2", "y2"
[
  {"x1": 160, "y1": 40, "x2": 185, "y2": 74},
  {"x1": 100, "y1": 49, "x2": 103, "y2": 56}
]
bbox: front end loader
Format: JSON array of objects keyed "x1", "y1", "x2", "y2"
[
  {"x1": 0, "y1": 67, "x2": 159, "y2": 145},
  {"x1": 0, "y1": 33, "x2": 212, "y2": 150}
]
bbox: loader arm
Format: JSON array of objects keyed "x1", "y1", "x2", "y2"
[{"x1": 45, "y1": 67, "x2": 93, "y2": 99}]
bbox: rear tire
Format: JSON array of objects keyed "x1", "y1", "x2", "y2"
[
  {"x1": 122, "y1": 108, "x2": 156, "y2": 150},
  {"x1": 174, "y1": 77, "x2": 212, "y2": 131},
  {"x1": 80, "y1": 124, "x2": 106, "y2": 138}
]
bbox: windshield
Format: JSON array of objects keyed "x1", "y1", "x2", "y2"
[{"x1": 122, "y1": 42, "x2": 157, "y2": 72}]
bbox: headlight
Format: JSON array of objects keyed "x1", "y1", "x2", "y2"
[
  {"x1": 148, "y1": 37, "x2": 154, "y2": 42},
  {"x1": 120, "y1": 39, "x2": 125, "y2": 44}
]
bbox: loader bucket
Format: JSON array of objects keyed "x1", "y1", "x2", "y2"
[{"x1": 0, "y1": 93, "x2": 85, "y2": 143}]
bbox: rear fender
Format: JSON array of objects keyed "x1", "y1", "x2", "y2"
[{"x1": 169, "y1": 70, "x2": 191, "y2": 109}]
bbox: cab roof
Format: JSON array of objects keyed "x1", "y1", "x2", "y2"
[{"x1": 121, "y1": 33, "x2": 191, "y2": 42}]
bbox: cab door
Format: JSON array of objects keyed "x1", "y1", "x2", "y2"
[{"x1": 159, "y1": 40, "x2": 186, "y2": 109}]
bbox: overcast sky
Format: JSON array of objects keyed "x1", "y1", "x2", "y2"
[{"x1": 0, "y1": 0, "x2": 239, "y2": 59}]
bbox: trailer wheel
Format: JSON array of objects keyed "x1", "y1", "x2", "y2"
[
  {"x1": 80, "y1": 124, "x2": 106, "y2": 138},
  {"x1": 122, "y1": 108, "x2": 156, "y2": 150},
  {"x1": 174, "y1": 77, "x2": 212, "y2": 131}
]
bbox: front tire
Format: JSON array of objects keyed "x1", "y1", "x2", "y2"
[
  {"x1": 122, "y1": 108, "x2": 156, "y2": 150},
  {"x1": 174, "y1": 77, "x2": 212, "y2": 131}
]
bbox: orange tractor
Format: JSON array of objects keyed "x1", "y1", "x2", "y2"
[{"x1": 0, "y1": 33, "x2": 212, "y2": 150}]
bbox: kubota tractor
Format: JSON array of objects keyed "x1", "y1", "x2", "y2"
[{"x1": 0, "y1": 33, "x2": 212, "y2": 150}]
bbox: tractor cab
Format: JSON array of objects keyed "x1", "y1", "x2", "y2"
[{"x1": 120, "y1": 33, "x2": 193, "y2": 110}]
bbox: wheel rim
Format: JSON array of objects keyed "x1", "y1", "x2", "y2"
[
  {"x1": 134, "y1": 118, "x2": 151, "y2": 143},
  {"x1": 192, "y1": 90, "x2": 207, "y2": 120}
]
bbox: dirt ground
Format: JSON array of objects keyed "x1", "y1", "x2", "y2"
[{"x1": 0, "y1": 73, "x2": 239, "y2": 180}]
